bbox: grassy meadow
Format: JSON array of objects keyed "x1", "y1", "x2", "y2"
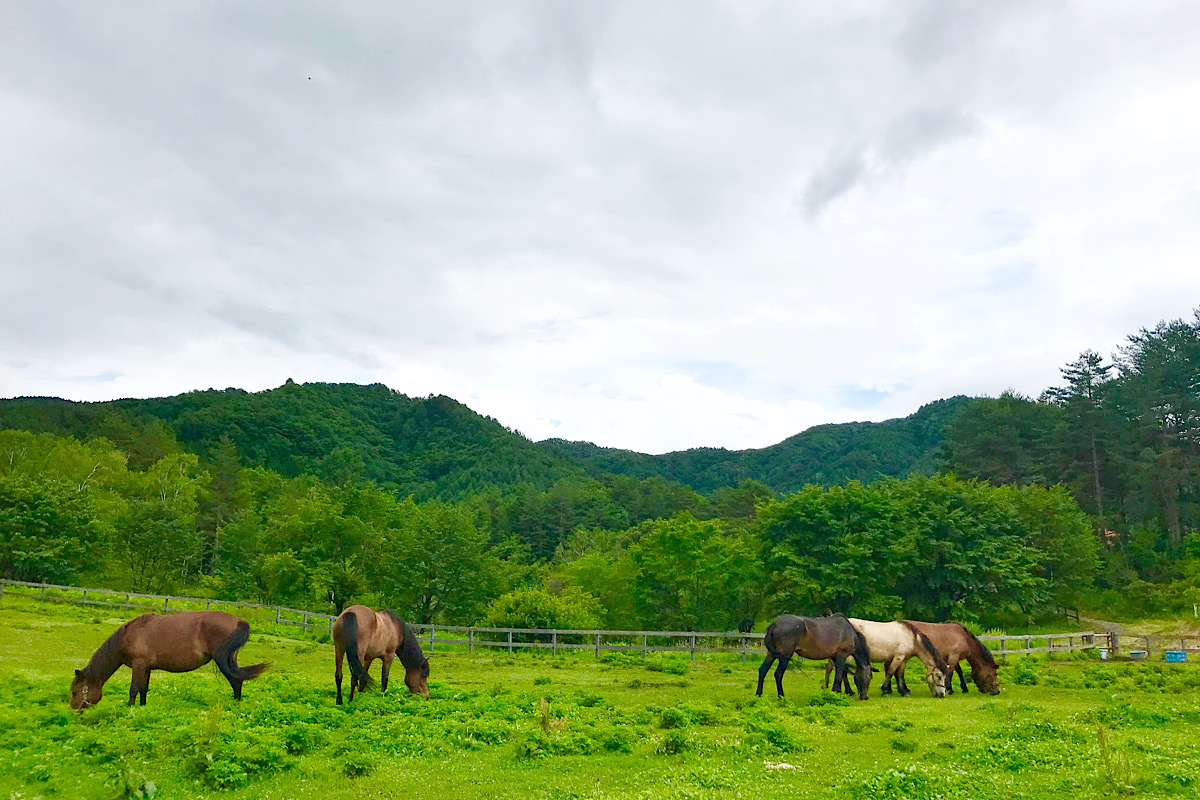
[{"x1": 2, "y1": 596, "x2": 1199, "y2": 799}]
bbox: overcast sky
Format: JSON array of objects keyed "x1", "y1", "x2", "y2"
[{"x1": 3, "y1": 1, "x2": 1199, "y2": 454}]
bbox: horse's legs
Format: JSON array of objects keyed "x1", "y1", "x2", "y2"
[
  {"x1": 773, "y1": 654, "x2": 792, "y2": 697},
  {"x1": 823, "y1": 659, "x2": 833, "y2": 689},
  {"x1": 880, "y1": 661, "x2": 893, "y2": 695},
  {"x1": 129, "y1": 663, "x2": 149, "y2": 706},
  {"x1": 956, "y1": 663, "x2": 968, "y2": 693},
  {"x1": 756, "y1": 653, "x2": 777, "y2": 697},
  {"x1": 890, "y1": 657, "x2": 910, "y2": 696},
  {"x1": 381, "y1": 654, "x2": 394, "y2": 695},
  {"x1": 944, "y1": 661, "x2": 956, "y2": 695},
  {"x1": 832, "y1": 654, "x2": 849, "y2": 695}
]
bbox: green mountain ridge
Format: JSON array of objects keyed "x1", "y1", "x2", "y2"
[{"x1": 0, "y1": 383, "x2": 970, "y2": 497}]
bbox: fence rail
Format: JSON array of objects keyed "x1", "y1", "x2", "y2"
[{"x1": 0, "y1": 579, "x2": 1137, "y2": 661}]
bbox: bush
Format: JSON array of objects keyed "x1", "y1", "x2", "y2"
[
  {"x1": 656, "y1": 729, "x2": 691, "y2": 755},
  {"x1": 481, "y1": 587, "x2": 603, "y2": 634}
]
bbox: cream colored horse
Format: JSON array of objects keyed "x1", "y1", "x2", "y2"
[{"x1": 823, "y1": 618, "x2": 949, "y2": 698}]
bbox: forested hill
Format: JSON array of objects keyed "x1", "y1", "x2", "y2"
[
  {"x1": 0, "y1": 383, "x2": 968, "y2": 498},
  {"x1": 0, "y1": 381, "x2": 588, "y2": 500},
  {"x1": 539, "y1": 396, "x2": 970, "y2": 494}
]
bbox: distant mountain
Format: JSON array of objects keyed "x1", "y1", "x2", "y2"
[
  {"x1": 0, "y1": 381, "x2": 588, "y2": 500},
  {"x1": 538, "y1": 396, "x2": 971, "y2": 494},
  {"x1": 0, "y1": 383, "x2": 969, "y2": 497}
]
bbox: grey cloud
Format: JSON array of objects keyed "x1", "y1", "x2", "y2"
[{"x1": 800, "y1": 150, "x2": 868, "y2": 217}]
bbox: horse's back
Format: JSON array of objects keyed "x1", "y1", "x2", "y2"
[
  {"x1": 125, "y1": 611, "x2": 244, "y2": 671},
  {"x1": 848, "y1": 618, "x2": 913, "y2": 659},
  {"x1": 904, "y1": 621, "x2": 964, "y2": 657}
]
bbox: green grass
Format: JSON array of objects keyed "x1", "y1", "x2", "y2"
[{"x1": 2, "y1": 596, "x2": 1199, "y2": 799}]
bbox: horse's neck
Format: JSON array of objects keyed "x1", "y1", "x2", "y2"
[{"x1": 85, "y1": 631, "x2": 127, "y2": 684}]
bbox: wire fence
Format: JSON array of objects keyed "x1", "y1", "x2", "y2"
[{"x1": 0, "y1": 578, "x2": 1129, "y2": 662}]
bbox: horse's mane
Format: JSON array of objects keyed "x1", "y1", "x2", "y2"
[
  {"x1": 83, "y1": 623, "x2": 127, "y2": 681},
  {"x1": 957, "y1": 623, "x2": 998, "y2": 668},
  {"x1": 900, "y1": 620, "x2": 950, "y2": 672},
  {"x1": 384, "y1": 610, "x2": 426, "y2": 670}
]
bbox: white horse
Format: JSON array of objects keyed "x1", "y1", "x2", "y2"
[{"x1": 823, "y1": 618, "x2": 949, "y2": 698}]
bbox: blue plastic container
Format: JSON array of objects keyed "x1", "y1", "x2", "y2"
[{"x1": 1165, "y1": 650, "x2": 1187, "y2": 663}]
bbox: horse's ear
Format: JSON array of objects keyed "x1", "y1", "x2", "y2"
[{"x1": 74, "y1": 669, "x2": 82, "y2": 678}]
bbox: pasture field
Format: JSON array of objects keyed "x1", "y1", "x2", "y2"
[{"x1": 2, "y1": 597, "x2": 1199, "y2": 799}]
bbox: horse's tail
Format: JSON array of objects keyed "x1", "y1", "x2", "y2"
[
  {"x1": 214, "y1": 621, "x2": 270, "y2": 682},
  {"x1": 340, "y1": 611, "x2": 372, "y2": 688},
  {"x1": 957, "y1": 623, "x2": 998, "y2": 668}
]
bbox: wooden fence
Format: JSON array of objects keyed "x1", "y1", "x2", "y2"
[{"x1": 0, "y1": 579, "x2": 1116, "y2": 662}]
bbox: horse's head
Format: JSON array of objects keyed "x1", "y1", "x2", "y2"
[
  {"x1": 925, "y1": 666, "x2": 948, "y2": 698},
  {"x1": 972, "y1": 661, "x2": 1001, "y2": 695},
  {"x1": 403, "y1": 658, "x2": 430, "y2": 699},
  {"x1": 69, "y1": 669, "x2": 103, "y2": 711}
]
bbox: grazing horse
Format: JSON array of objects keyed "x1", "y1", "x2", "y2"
[
  {"x1": 333, "y1": 605, "x2": 429, "y2": 703},
  {"x1": 822, "y1": 619, "x2": 949, "y2": 698},
  {"x1": 69, "y1": 611, "x2": 268, "y2": 710},
  {"x1": 903, "y1": 621, "x2": 1001, "y2": 695},
  {"x1": 756, "y1": 614, "x2": 872, "y2": 700}
]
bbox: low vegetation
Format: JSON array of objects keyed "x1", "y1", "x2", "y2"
[{"x1": 3, "y1": 597, "x2": 1199, "y2": 799}]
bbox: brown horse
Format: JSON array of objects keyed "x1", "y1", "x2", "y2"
[
  {"x1": 903, "y1": 621, "x2": 1001, "y2": 695},
  {"x1": 69, "y1": 611, "x2": 268, "y2": 710},
  {"x1": 756, "y1": 613, "x2": 873, "y2": 700},
  {"x1": 333, "y1": 605, "x2": 429, "y2": 703}
]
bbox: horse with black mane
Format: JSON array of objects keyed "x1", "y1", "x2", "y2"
[
  {"x1": 756, "y1": 613, "x2": 872, "y2": 700},
  {"x1": 333, "y1": 605, "x2": 430, "y2": 703},
  {"x1": 903, "y1": 620, "x2": 1001, "y2": 695},
  {"x1": 69, "y1": 611, "x2": 269, "y2": 710}
]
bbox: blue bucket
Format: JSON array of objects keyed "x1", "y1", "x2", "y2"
[{"x1": 1165, "y1": 650, "x2": 1187, "y2": 663}]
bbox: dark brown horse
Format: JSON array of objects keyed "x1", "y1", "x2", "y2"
[
  {"x1": 69, "y1": 611, "x2": 268, "y2": 710},
  {"x1": 756, "y1": 613, "x2": 873, "y2": 700},
  {"x1": 903, "y1": 621, "x2": 1001, "y2": 695},
  {"x1": 333, "y1": 605, "x2": 429, "y2": 703}
]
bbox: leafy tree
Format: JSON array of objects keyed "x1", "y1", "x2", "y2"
[
  {"x1": 629, "y1": 515, "x2": 765, "y2": 631},
  {"x1": 113, "y1": 453, "x2": 205, "y2": 592},
  {"x1": 1044, "y1": 350, "x2": 1117, "y2": 522},
  {"x1": 0, "y1": 473, "x2": 93, "y2": 583},
  {"x1": 941, "y1": 392, "x2": 1062, "y2": 486}
]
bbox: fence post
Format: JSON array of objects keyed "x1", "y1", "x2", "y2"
[
  {"x1": 641, "y1": 634, "x2": 647, "y2": 659},
  {"x1": 164, "y1": 597, "x2": 170, "y2": 613},
  {"x1": 595, "y1": 633, "x2": 600, "y2": 658},
  {"x1": 468, "y1": 628, "x2": 474, "y2": 654},
  {"x1": 689, "y1": 634, "x2": 696, "y2": 661},
  {"x1": 430, "y1": 625, "x2": 435, "y2": 651},
  {"x1": 552, "y1": 632, "x2": 557, "y2": 656},
  {"x1": 507, "y1": 630, "x2": 513, "y2": 654},
  {"x1": 42, "y1": 586, "x2": 47, "y2": 601},
  {"x1": 741, "y1": 635, "x2": 747, "y2": 665},
  {"x1": 275, "y1": 607, "x2": 281, "y2": 625},
  {"x1": 302, "y1": 612, "x2": 308, "y2": 633},
  {"x1": 123, "y1": 594, "x2": 129, "y2": 608},
  {"x1": 205, "y1": 600, "x2": 211, "y2": 611}
]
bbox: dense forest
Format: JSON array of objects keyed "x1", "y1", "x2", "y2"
[{"x1": 1, "y1": 309, "x2": 1198, "y2": 628}]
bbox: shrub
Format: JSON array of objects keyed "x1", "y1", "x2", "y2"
[
  {"x1": 481, "y1": 587, "x2": 602, "y2": 632},
  {"x1": 656, "y1": 729, "x2": 691, "y2": 755}
]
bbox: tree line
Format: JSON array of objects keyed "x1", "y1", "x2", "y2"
[
  {"x1": 2, "y1": 429, "x2": 1093, "y2": 631},
  {"x1": 942, "y1": 308, "x2": 1200, "y2": 616}
]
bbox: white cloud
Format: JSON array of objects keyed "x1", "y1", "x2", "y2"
[{"x1": 3, "y1": 1, "x2": 1200, "y2": 453}]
